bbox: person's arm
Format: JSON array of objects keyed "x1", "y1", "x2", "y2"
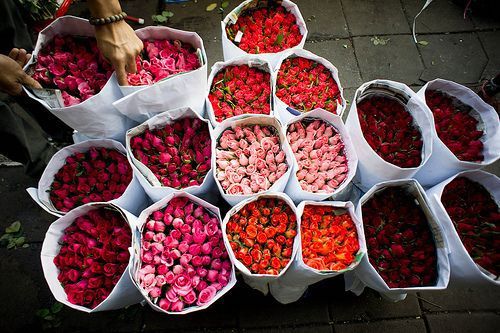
[
  {"x1": 0, "y1": 48, "x2": 41, "y2": 96},
  {"x1": 87, "y1": 0, "x2": 143, "y2": 86}
]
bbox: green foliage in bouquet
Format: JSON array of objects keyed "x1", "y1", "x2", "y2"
[{"x1": 16, "y1": 0, "x2": 60, "y2": 22}]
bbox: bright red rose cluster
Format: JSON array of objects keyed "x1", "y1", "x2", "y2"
[
  {"x1": 209, "y1": 64, "x2": 271, "y2": 122},
  {"x1": 128, "y1": 39, "x2": 200, "y2": 86},
  {"x1": 277, "y1": 57, "x2": 342, "y2": 113},
  {"x1": 441, "y1": 177, "x2": 499, "y2": 277},
  {"x1": 362, "y1": 187, "x2": 438, "y2": 288},
  {"x1": 130, "y1": 118, "x2": 211, "y2": 189},
  {"x1": 53, "y1": 207, "x2": 131, "y2": 309},
  {"x1": 425, "y1": 90, "x2": 484, "y2": 162},
  {"x1": 32, "y1": 35, "x2": 113, "y2": 106},
  {"x1": 301, "y1": 206, "x2": 360, "y2": 271},
  {"x1": 50, "y1": 147, "x2": 132, "y2": 212},
  {"x1": 226, "y1": 5, "x2": 302, "y2": 54},
  {"x1": 226, "y1": 197, "x2": 297, "y2": 275},
  {"x1": 357, "y1": 95, "x2": 423, "y2": 168}
]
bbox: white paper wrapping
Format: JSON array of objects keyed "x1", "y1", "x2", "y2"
[
  {"x1": 40, "y1": 202, "x2": 143, "y2": 313},
  {"x1": 273, "y1": 49, "x2": 346, "y2": 124},
  {"x1": 212, "y1": 115, "x2": 294, "y2": 206},
  {"x1": 126, "y1": 107, "x2": 215, "y2": 203},
  {"x1": 344, "y1": 179, "x2": 451, "y2": 302},
  {"x1": 221, "y1": 192, "x2": 299, "y2": 295},
  {"x1": 130, "y1": 191, "x2": 237, "y2": 314},
  {"x1": 23, "y1": 16, "x2": 131, "y2": 140},
  {"x1": 345, "y1": 80, "x2": 434, "y2": 192},
  {"x1": 269, "y1": 200, "x2": 366, "y2": 304},
  {"x1": 26, "y1": 139, "x2": 147, "y2": 217},
  {"x1": 206, "y1": 56, "x2": 274, "y2": 127},
  {"x1": 283, "y1": 109, "x2": 358, "y2": 204},
  {"x1": 221, "y1": 0, "x2": 308, "y2": 69},
  {"x1": 414, "y1": 79, "x2": 500, "y2": 187},
  {"x1": 426, "y1": 170, "x2": 500, "y2": 287}
]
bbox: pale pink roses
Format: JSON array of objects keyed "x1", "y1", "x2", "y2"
[
  {"x1": 287, "y1": 119, "x2": 348, "y2": 193},
  {"x1": 216, "y1": 124, "x2": 288, "y2": 195}
]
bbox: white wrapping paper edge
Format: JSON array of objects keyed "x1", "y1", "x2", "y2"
[
  {"x1": 221, "y1": 0, "x2": 308, "y2": 69},
  {"x1": 129, "y1": 191, "x2": 237, "y2": 314},
  {"x1": 344, "y1": 179, "x2": 451, "y2": 302},
  {"x1": 221, "y1": 192, "x2": 299, "y2": 295},
  {"x1": 40, "y1": 202, "x2": 143, "y2": 313},
  {"x1": 212, "y1": 114, "x2": 294, "y2": 206},
  {"x1": 126, "y1": 107, "x2": 215, "y2": 203},
  {"x1": 273, "y1": 49, "x2": 346, "y2": 124},
  {"x1": 26, "y1": 139, "x2": 147, "y2": 217},
  {"x1": 270, "y1": 200, "x2": 366, "y2": 304},
  {"x1": 345, "y1": 80, "x2": 434, "y2": 192},
  {"x1": 426, "y1": 170, "x2": 500, "y2": 286},
  {"x1": 206, "y1": 56, "x2": 274, "y2": 127},
  {"x1": 414, "y1": 79, "x2": 500, "y2": 187},
  {"x1": 283, "y1": 109, "x2": 358, "y2": 204}
]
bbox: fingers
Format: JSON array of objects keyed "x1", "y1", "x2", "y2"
[
  {"x1": 9, "y1": 48, "x2": 29, "y2": 67},
  {"x1": 114, "y1": 59, "x2": 129, "y2": 86},
  {"x1": 8, "y1": 48, "x2": 19, "y2": 60},
  {"x1": 20, "y1": 72, "x2": 42, "y2": 90},
  {"x1": 126, "y1": 55, "x2": 137, "y2": 75}
]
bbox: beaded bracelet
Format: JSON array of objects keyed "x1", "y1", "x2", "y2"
[{"x1": 89, "y1": 11, "x2": 127, "y2": 26}]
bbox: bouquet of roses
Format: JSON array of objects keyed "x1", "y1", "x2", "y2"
[
  {"x1": 415, "y1": 79, "x2": 500, "y2": 187},
  {"x1": 222, "y1": 193, "x2": 298, "y2": 295},
  {"x1": 345, "y1": 80, "x2": 433, "y2": 191},
  {"x1": 127, "y1": 108, "x2": 214, "y2": 202},
  {"x1": 207, "y1": 58, "x2": 272, "y2": 125},
  {"x1": 221, "y1": 0, "x2": 307, "y2": 66},
  {"x1": 41, "y1": 203, "x2": 143, "y2": 312},
  {"x1": 213, "y1": 115, "x2": 292, "y2": 206},
  {"x1": 274, "y1": 50, "x2": 345, "y2": 123},
  {"x1": 27, "y1": 139, "x2": 146, "y2": 217},
  {"x1": 345, "y1": 180, "x2": 449, "y2": 302},
  {"x1": 132, "y1": 193, "x2": 236, "y2": 314},
  {"x1": 284, "y1": 110, "x2": 357, "y2": 203},
  {"x1": 426, "y1": 170, "x2": 499, "y2": 286}
]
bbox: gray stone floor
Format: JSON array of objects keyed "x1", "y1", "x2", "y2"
[{"x1": 1, "y1": 0, "x2": 499, "y2": 332}]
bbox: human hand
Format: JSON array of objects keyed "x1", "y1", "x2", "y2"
[{"x1": 0, "y1": 48, "x2": 42, "y2": 96}]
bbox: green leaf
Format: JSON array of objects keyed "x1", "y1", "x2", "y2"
[
  {"x1": 51, "y1": 302, "x2": 63, "y2": 314},
  {"x1": 275, "y1": 33, "x2": 284, "y2": 46},
  {"x1": 221, "y1": 1, "x2": 230, "y2": 9},
  {"x1": 0, "y1": 234, "x2": 11, "y2": 241},
  {"x1": 162, "y1": 11, "x2": 174, "y2": 18},
  {"x1": 36, "y1": 309, "x2": 50, "y2": 318},
  {"x1": 153, "y1": 15, "x2": 167, "y2": 23},
  {"x1": 15, "y1": 237, "x2": 26, "y2": 246},
  {"x1": 7, "y1": 242, "x2": 15, "y2": 249},
  {"x1": 22, "y1": 243, "x2": 30, "y2": 248},
  {"x1": 6, "y1": 221, "x2": 21, "y2": 234},
  {"x1": 418, "y1": 40, "x2": 429, "y2": 46},
  {"x1": 45, "y1": 315, "x2": 54, "y2": 321},
  {"x1": 206, "y1": 3, "x2": 217, "y2": 11}
]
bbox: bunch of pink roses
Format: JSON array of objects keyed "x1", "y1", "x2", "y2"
[
  {"x1": 137, "y1": 197, "x2": 232, "y2": 312},
  {"x1": 287, "y1": 119, "x2": 348, "y2": 193},
  {"x1": 216, "y1": 124, "x2": 288, "y2": 195},
  {"x1": 127, "y1": 39, "x2": 200, "y2": 86},
  {"x1": 32, "y1": 35, "x2": 113, "y2": 107}
]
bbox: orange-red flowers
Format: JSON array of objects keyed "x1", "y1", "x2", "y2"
[{"x1": 301, "y1": 206, "x2": 359, "y2": 271}]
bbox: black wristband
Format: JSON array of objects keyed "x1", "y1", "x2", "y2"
[{"x1": 89, "y1": 12, "x2": 127, "y2": 26}]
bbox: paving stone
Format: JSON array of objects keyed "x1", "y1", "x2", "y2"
[
  {"x1": 304, "y1": 39, "x2": 363, "y2": 89},
  {"x1": 470, "y1": 2, "x2": 500, "y2": 30},
  {"x1": 478, "y1": 31, "x2": 500, "y2": 80},
  {"x1": 242, "y1": 324, "x2": 333, "y2": 333},
  {"x1": 426, "y1": 312, "x2": 500, "y2": 333},
  {"x1": 401, "y1": 0, "x2": 474, "y2": 33},
  {"x1": 334, "y1": 319, "x2": 426, "y2": 333},
  {"x1": 294, "y1": 0, "x2": 349, "y2": 39},
  {"x1": 352, "y1": 35, "x2": 424, "y2": 85},
  {"x1": 418, "y1": 284, "x2": 500, "y2": 312},
  {"x1": 418, "y1": 33, "x2": 488, "y2": 84},
  {"x1": 484, "y1": 161, "x2": 500, "y2": 177},
  {"x1": 341, "y1": 0, "x2": 410, "y2": 35}
]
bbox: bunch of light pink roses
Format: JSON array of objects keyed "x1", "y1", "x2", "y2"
[
  {"x1": 216, "y1": 123, "x2": 288, "y2": 195},
  {"x1": 137, "y1": 196, "x2": 232, "y2": 312}
]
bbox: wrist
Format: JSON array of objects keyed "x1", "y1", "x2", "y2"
[{"x1": 87, "y1": 0, "x2": 122, "y2": 17}]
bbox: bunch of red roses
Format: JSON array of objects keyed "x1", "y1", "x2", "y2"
[
  {"x1": 128, "y1": 39, "x2": 200, "y2": 86},
  {"x1": 441, "y1": 177, "x2": 499, "y2": 277},
  {"x1": 425, "y1": 90, "x2": 484, "y2": 162},
  {"x1": 276, "y1": 57, "x2": 342, "y2": 114},
  {"x1": 54, "y1": 207, "x2": 131, "y2": 309},
  {"x1": 301, "y1": 206, "x2": 360, "y2": 271},
  {"x1": 357, "y1": 95, "x2": 423, "y2": 168},
  {"x1": 226, "y1": 197, "x2": 297, "y2": 275},
  {"x1": 208, "y1": 64, "x2": 271, "y2": 122},
  {"x1": 226, "y1": 4, "x2": 302, "y2": 54},
  {"x1": 50, "y1": 147, "x2": 132, "y2": 212},
  {"x1": 32, "y1": 35, "x2": 113, "y2": 106},
  {"x1": 362, "y1": 187, "x2": 438, "y2": 288},
  {"x1": 130, "y1": 118, "x2": 211, "y2": 189}
]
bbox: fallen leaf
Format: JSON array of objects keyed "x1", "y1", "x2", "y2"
[
  {"x1": 206, "y1": 3, "x2": 217, "y2": 11},
  {"x1": 418, "y1": 40, "x2": 429, "y2": 46},
  {"x1": 221, "y1": 1, "x2": 230, "y2": 9},
  {"x1": 5, "y1": 221, "x2": 21, "y2": 234}
]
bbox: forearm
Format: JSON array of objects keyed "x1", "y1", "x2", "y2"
[{"x1": 87, "y1": 0, "x2": 122, "y2": 17}]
